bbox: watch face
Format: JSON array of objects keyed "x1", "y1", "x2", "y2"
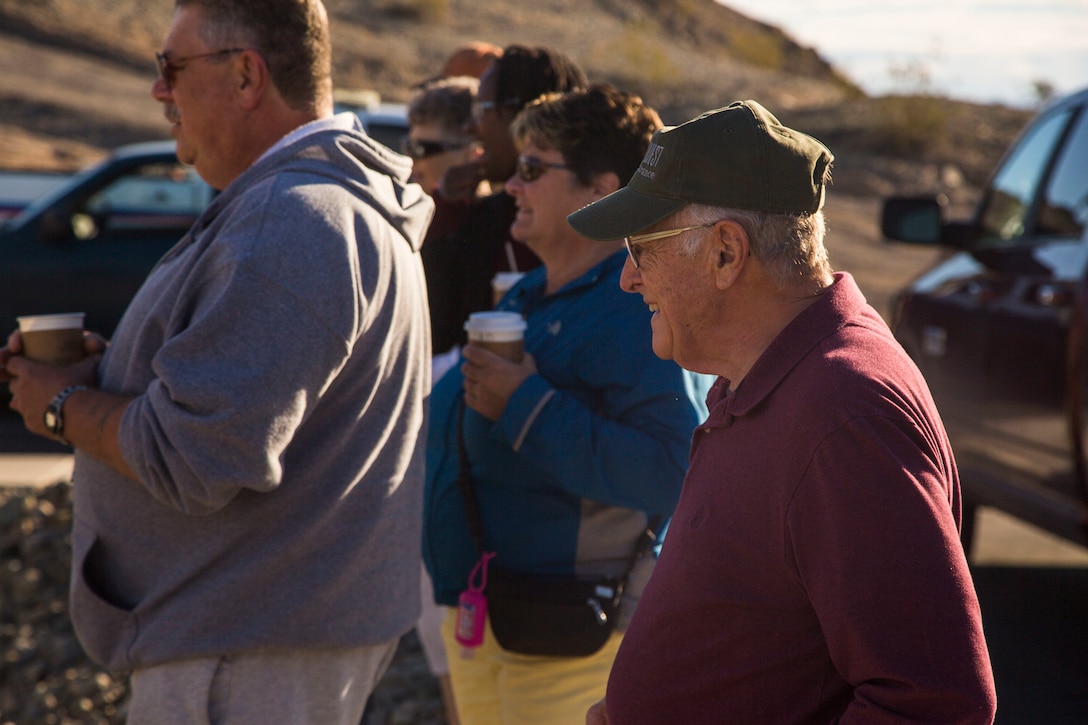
[{"x1": 44, "y1": 408, "x2": 59, "y2": 432}]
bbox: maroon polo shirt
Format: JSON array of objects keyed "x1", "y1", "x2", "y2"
[{"x1": 605, "y1": 273, "x2": 996, "y2": 724}]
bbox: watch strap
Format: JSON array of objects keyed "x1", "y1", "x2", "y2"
[{"x1": 43, "y1": 384, "x2": 88, "y2": 446}]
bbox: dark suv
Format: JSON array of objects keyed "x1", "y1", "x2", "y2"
[
  {"x1": 882, "y1": 86, "x2": 1088, "y2": 551},
  {"x1": 0, "y1": 141, "x2": 213, "y2": 342},
  {"x1": 0, "y1": 106, "x2": 409, "y2": 345}
]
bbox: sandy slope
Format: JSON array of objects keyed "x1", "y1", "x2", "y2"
[{"x1": 0, "y1": 26, "x2": 947, "y2": 317}]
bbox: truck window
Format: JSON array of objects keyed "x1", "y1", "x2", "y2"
[
  {"x1": 976, "y1": 107, "x2": 1075, "y2": 245},
  {"x1": 1036, "y1": 108, "x2": 1088, "y2": 238}
]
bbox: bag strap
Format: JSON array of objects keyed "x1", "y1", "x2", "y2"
[
  {"x1": 455, "y1": 395, "x2": 661, "y2": 578},
  {"x1": 456, "y1": 396, "x2": 487, "y2": 554}
]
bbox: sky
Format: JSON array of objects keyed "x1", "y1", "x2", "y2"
[{"x1": 716, "y1": 0, "x2": 1088, "y2": 108}]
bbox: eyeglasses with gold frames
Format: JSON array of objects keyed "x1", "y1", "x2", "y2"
[
  {"x1": 623, "y1": 223, "x2": 717, "y2": 269},
  {"x1": 155, "y1": 48, "x2": 246, "y2": 88}
]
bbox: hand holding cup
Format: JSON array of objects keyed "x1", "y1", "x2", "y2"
[
  {"x1": 17, "y1": 312, "x2": 87, "y2": 365},
  {"x1": 462, "y1": 311, "x2": 533, "y2": 420}
]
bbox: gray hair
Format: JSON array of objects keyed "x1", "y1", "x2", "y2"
[
  {"x1": 673, "y1": 204, "x2": 830, "y2": 289},
  {"x1": 176, "y1": 0, "x2": 332, "y2": 113},
  {"x1": 407, "y1": 76, "x2": 478, "y2": 142}
]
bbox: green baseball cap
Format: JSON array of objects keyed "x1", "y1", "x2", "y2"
[{"x1": 567, "y1": 100, "x2": 834, "y2": 241}]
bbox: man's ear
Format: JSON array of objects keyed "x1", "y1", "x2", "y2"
[
  {"x1": 711, "y1": 220, "x2": 750, "y2": 290},
  {"x1": 236, "y1": 50, "x2": 269, "y2": 109}
]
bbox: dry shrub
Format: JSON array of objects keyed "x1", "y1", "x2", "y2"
[
  {"x1": 871, "y1": 94, "x2": 952, "y2": 157},
  {"x1": 730, "y1": 30, "x2": 786, "y2": 72},
  {"x1": 593, "y1": 24, "x2": 682, "y2": 87},
  {"x1": 381, "y1": 0, "x2": 449, "y2": 22}
]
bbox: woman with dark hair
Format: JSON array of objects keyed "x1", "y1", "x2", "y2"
[{"x1": 423, "y1": 85, "x2": 712, "y2": 725}]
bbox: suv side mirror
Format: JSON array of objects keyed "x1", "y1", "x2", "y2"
[{"x1": 881, "y1": 196, "x2": 945, "y2": 245}]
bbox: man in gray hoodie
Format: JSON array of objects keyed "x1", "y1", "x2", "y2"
[{"x1": 1, "y1": 1, "x2": 433, "y2": 722}]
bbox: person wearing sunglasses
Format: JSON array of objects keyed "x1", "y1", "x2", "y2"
[
  {"x1": 440, "y1": 45, "x2": 588, "y2": 203},
  {"x1": 404, "y1": 73, "x2": 483, "y2": 725},
  {"x1": 422, "y1": 84, "x2": 713, "y2": 725},
  {"x1": 406, "y1": 74, "x2": 486, "y2": 365},
  {"x1": 405, "y1": 76, "x2": 480, "y2": 197},
  {"x1": 3, "y1": 2, "x2": 434, "y2": 723},
  {"x1": 568, "y1": 102, "x2": 997, "y2": 725},
  {"x1": 420, "y1": 46, "x2": 587, "y2": 373}
]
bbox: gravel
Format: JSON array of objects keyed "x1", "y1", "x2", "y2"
[{"x1": 0, "y1": 482, "x2": 446, "y2": 725}]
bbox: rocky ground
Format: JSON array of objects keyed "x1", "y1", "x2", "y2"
[{"x1": 0, "y1": 483, "x2": 448, "y2": 725}]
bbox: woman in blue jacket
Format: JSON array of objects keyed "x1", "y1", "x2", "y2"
[{"x1": 423, "y1": 84, "x2": 711, "y2": 725}]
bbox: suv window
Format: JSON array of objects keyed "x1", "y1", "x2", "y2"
[
  {"x1": 82, "y1": 162, "x2": 209, "y2": 237},
  {"x1": 86, "y1": 162, "x2": 207, "y2": 216},
  {"x1": 1037, "y1": 108, "x2": 1088, "y2": 238},
  {"x1": 365, "y1": 121, "x2": 408, "y2": 152},
  {"x1": 976, "y1": 106, "x2": 1075, "y2": 245}
]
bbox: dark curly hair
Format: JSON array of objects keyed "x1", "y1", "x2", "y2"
[
  {"x1": 510, "y1": 83, "x2": 662, "y2": 187},
  {"x1": 491, "y1": 45, "x2": 588, "y2": 113}
]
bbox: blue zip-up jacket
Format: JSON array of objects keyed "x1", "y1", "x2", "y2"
[{"x1": 424, "y1": 250, "x2": 711, "y2": 622}]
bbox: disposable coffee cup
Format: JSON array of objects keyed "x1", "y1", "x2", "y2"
[
  {"x1": 17, "y1": 312, "x2": 86, "y2": 365},
  {"x1": 491, "y1": 271, "x2": 525, "y2": 307},
  {"x1": 464, "y1": 311, "x2": 527, "y2": 363}
]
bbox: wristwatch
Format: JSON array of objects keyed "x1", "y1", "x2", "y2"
[{"x1": 43, "y1": 385, "x2": 88, "y2": 446}]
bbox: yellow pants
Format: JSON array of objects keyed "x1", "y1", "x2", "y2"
[{"x1": 441, "y1": 606, "x2": 623, "y2": 725}]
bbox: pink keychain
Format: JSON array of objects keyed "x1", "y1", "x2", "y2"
[{"x1": 455, "y1": 551, "x2": 496, "y2": 657}]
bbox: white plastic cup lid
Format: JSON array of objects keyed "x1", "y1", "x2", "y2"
[
  {"x1": 464, "y1": 311, "x2": 527, "y2": 342},
  {"x1": 17, "y1": 312, "x2": 86, "y2": 332}
]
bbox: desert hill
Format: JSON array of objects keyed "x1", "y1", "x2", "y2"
[{"x1": 0, "y1": 0, "x2": 1032, "y2": 205}]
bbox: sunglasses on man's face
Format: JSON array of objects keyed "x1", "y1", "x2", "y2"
[
  {"x1": 154, "y1": 48, "x2": 246, "y2": 89},
  {"x1": 471, "y1": 95, "x2": 529, "y2": 122},
  {"x1": 515, "y1": 156, "x2": 569, "y2": 183},
  {"x1": 471, "y1": 100, "x2": 497, "y2": 122},
  {"x1": 400, "y1": 138, "x2": 466, "y2": 160}
]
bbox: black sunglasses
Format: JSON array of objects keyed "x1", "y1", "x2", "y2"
[
  {"x1": 515, "y1": 156, "x2": 569, "y2": 183},
  {"x1": 471, "y1": 98, "x2": 523, "y2": 122},
  {"x1": 400, "y1": 138, "x2": 466, "y2": 160},
  {"x1": 155, "y1": 48, "x2": 246, "y2": 89}
]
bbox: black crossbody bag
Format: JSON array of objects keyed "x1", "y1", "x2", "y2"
[{"x1": 456, "y1": 399, "x2": 659, "y2": 657}]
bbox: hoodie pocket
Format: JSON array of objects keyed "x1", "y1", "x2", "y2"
[{"x1": 70, "y1": 519, "x2": 139, "y2": 670}]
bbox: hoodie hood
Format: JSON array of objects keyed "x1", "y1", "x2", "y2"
[{"x1": 201, "y1": 117, "x2": 433, "y2": 253}]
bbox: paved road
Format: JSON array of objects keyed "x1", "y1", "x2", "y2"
[{"x1": 0, "y1": 408, "x2": 1085, "y2": 722}]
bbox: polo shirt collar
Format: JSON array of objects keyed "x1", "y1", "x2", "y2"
[{"x1": 707, "y1": 271, "x2": 866, "y2": 423}]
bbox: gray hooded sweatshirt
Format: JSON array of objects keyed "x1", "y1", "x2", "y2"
[{"x1": 68, "y1": 116, "x2": 434, "y2": 670}]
